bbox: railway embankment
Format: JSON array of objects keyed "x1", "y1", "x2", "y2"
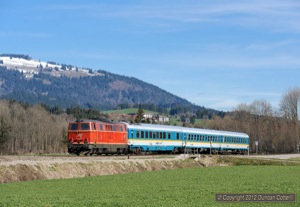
[{"x1": 0, "y1": 155, "x2": 226, "y2": 183}]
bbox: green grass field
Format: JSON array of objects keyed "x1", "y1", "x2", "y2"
[{"x1": 0, "y1": 166, "x2": 299, "y2": 207}]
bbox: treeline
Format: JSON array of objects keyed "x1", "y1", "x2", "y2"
[
  {"x1": 0, "y1": 100, "x2": 68, "y2": 154},
  {"x1": 0, "y1": 54, "x2": 32, "y2": 60},
  {"x1": 0, "y1": 101, "x2": 110, "y2": 155},
  {"x1": 201, "y1": 88, "x2": 300, "y2": 154}
]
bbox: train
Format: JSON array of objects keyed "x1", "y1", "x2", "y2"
[{"x1": 67, "y1": 119, "x2": 249, "y2": 155}]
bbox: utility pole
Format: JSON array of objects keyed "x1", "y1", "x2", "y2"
[
  {"x1": 255, "y1": 141, "x2": 258, "y2": 154},
  {"x1": 210, "y1": 137, "x2": 212, "y2": 156}
]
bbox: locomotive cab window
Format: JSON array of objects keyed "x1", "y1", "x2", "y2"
[
  {"x1": 69, "y1": 123, "x2": 78, "y2": 130},
  {"x1": 80, "y1": 123, "x2": 90, "y2": 130}
]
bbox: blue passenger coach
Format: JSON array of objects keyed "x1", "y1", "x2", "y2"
[{"x1": 125, "y1": 123, "x2": 249, "y2": 154}]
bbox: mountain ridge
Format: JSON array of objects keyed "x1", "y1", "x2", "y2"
[{"x1": 0, "y1": 54, "x2": 221, "y2": 117}]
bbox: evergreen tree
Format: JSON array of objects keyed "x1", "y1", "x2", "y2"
[{"x1": 135, "y1": 107, "x2": 144, "y2": 123}]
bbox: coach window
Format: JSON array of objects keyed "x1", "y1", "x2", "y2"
[
  {"x1": 168, "y1": 133, "x2": 171, "y2": 139},
  {"x1": 163, "y1": 132, "x2": 166, "y2": 139},
  {"x1": 176, "y1": 133, "x2": 179, "y2": 140},
  {"x1": 150, "y1": 131, "x2": 153, "y2": 139},
  {"x1": 146, "y1": 131, "x2": 148, "y2": 139},
  {"x1": 141, "y1": 131, "x2": 144, "y2": 139},
  {"x1": 153, "y1": 132, "x2": 156, "y2": 139},
  {"x1": 137, "y1": 131, "x2": 140, "y2": 138}
]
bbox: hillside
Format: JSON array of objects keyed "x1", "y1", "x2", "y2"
[{"x1": 0, "y1": 54, "x2": 205, "y2": 112}]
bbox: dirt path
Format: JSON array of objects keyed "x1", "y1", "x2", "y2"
[{"x1": 247, "y1": 154, "x2": 300, "y2": 159}]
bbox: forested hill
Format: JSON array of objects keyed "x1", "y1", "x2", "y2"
[{"x1": 0, "y1": 55, "x2": 219, "y2": 115}]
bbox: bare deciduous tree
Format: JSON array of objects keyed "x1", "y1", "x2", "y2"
[{"x1": 280, "y1": 87, "x2": 300, "y2": 152}]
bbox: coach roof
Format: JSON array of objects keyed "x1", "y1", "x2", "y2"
[{"x1": 125, "y1": 123, "x2": 249, "y2": 138}]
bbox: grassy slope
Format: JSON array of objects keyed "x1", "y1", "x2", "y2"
[
  {"x1": 0, "y1": 166, "x2": 299, "y2": 207},
  {"x1": 103, "y1": 108, "x2": 158, "y2": 115}
]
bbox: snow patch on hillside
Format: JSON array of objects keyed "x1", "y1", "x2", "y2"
[{"x1": 0, "y1": 56, "x2": 104, "y2": 78}]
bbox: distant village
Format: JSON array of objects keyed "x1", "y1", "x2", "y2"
[{"x1": 106, "y1": 111, "x2": 202, "y2": 125}]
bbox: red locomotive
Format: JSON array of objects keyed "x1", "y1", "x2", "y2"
[{"x1": 67, "y1": 120, "x2": 128, "y2": 155}]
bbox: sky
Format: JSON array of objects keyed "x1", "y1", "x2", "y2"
[{"x1": 1, "y1": 0, "x2": 300, "y2": 111}]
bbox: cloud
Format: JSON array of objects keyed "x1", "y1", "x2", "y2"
[{"x1": 43, "y1": 1, "x2": 300, "y2": 33}]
